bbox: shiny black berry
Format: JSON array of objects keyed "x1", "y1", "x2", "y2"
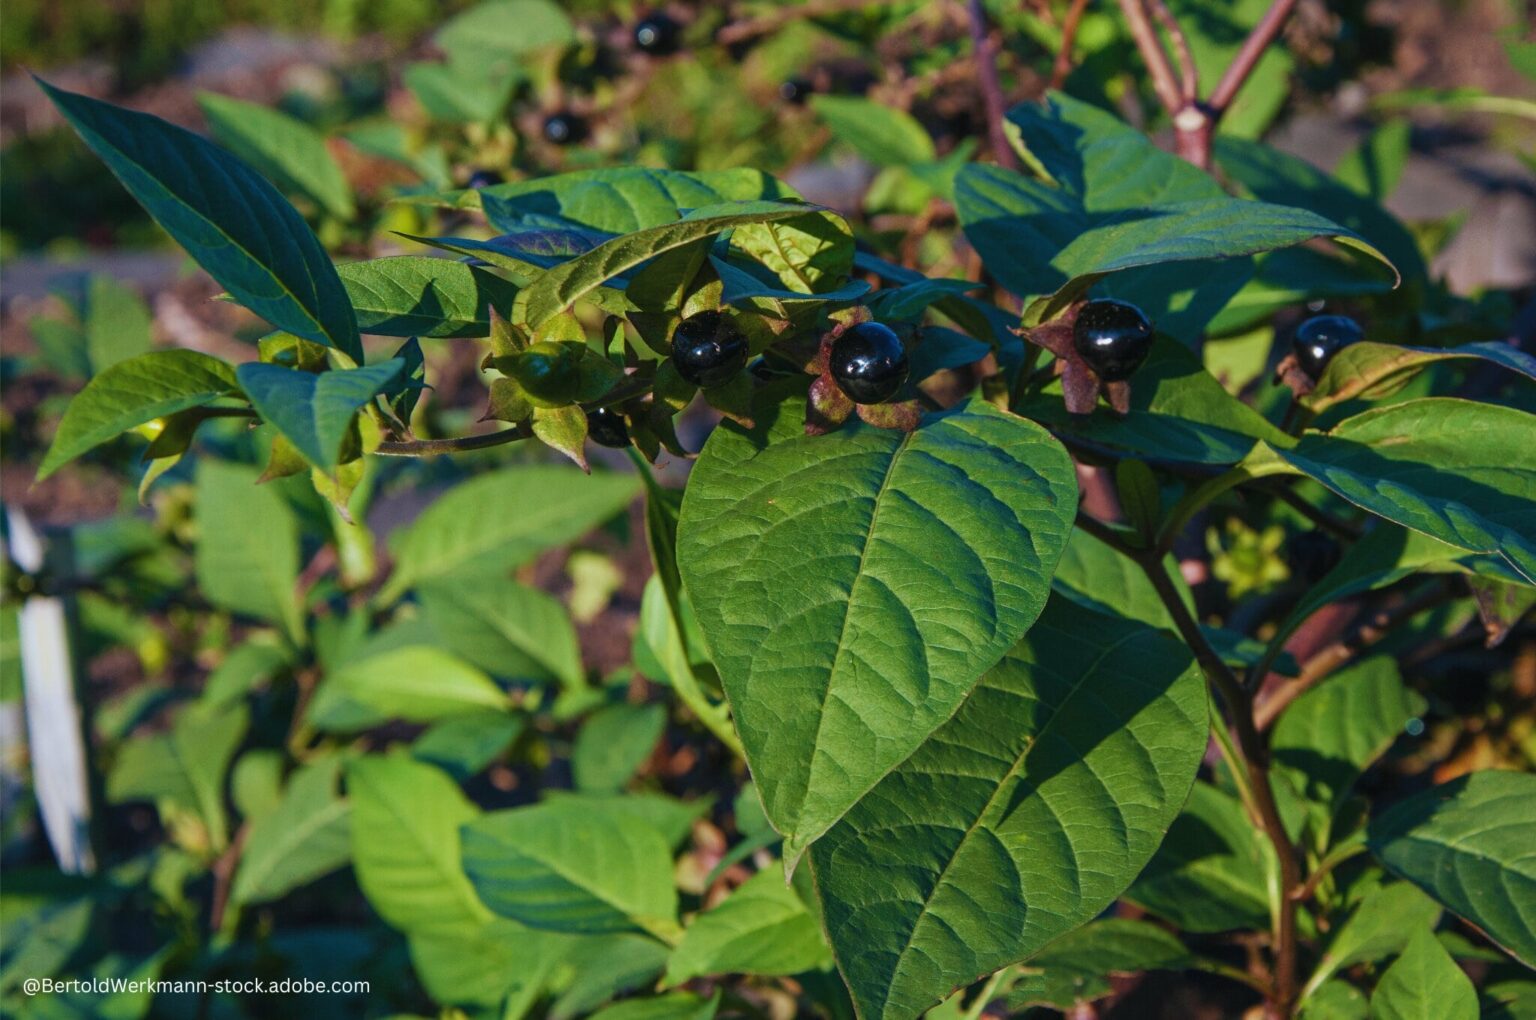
[
  {"x1": 466, "y1": 168, "x2": 503, "y2": 189},
  {"x1": 672, "y1": 311, "x2": 748, "y2": 388},
  {"x1": 633, "y1": 12, "x2": 682, "y2": 55},
  {"x1": 586, "y1": 407, "x2": 630, "y2": 448},
  {"x1": 830, "y1": 322, "x2": 909, "y2": 405},
  {"x1": 1292, "y1": 315, "x2": 1364, "y2": 380},
  {"x1": 543, "y1": 112, "x2": 586, "y2": 145},
  {"x1": 778, "y1": 77, "x2": 812, "y2": 105},
  {"x1": 1073, "y1": 299, "x2": 1153, "y2": 382}
]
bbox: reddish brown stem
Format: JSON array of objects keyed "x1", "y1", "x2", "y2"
[
  {"x1": 1207, "y1": 0, "x2": 1299, "y2": 114},
  {"x1": 1116, "y1": 0, "x2": 1184, "y2": 116},
  {"x1": 1146, "y1": 0, "x2": 1198, "y2": 100},
  {"x1": 1050, "y1": 0, "x2": 1094, "y2": 89},
  {"x1": 966, "y1": 0, "x2": 1019, "y2": 169}
]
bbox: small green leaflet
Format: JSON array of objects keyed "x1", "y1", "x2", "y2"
[
  {"x1": 197, "y1": 91, "x2": 355, "y2": 220},
  {"x1": 237, "y1": 360, "x2": 404, "y2": 471},
  {"x1": 38, "y1": 79, "x2": 361, "y2": 360}
]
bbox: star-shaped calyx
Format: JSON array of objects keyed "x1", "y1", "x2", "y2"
[{"x1": 804, "y1": 309, "x2": 922, "y2": 435}]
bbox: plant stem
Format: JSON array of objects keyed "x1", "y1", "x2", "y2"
[
  {"x1": 1146, "y1": 0, "x2": 1198, "y2": 100},
  {"x1": 375, "y1": 425, "x2": 532, "y2": 457},
  {"x1": 961, "y1": 967, "x2": 1011, "y2": 1020},
  {"x1": 1049, "y1": 0, "x2": 1094, "y2": 89},
  {"x1": 1136, "y1": 545, "x2": 1301, "y2": 1017},
  {"x1": 1207, "y1": 0, "x2": 1299, "y2": 114},
  {"x1": 1116, "y1": 0, "x2": 1184, "y2": 116},
  {"x1": 966, "y1": 0, "x2": 1019, "y2": 169}
]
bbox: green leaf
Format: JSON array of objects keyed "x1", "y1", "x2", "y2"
[
  {"x1": 1301, "y1": 980, "x2": 1370, "y2": 1020},
  {"x1": 381, "y1": 466, "x2": 638, "y2": 602},
  {"x1": 84, "y1": 275, "x2": 153, "y2": 372},
  {"x1": 1127, "y1": 781, "x2": 1273, "y2": 933},
  {"x1": 194, "y1": 460, "x2": 303, "y2": 643},
  {"x1": 1018, "y1": 335, "x2": 1295, "y2": 464},
  {"x1": 473, "y1": 167, "x2": 794, "y2": 234},
  {"x1": 412, "y1": 711, "x2": 524, "y2": 781},
  {"x1": 403, "y1": 56, "x2": 518, "y2": 125},
  {"x1": 237, "y1": 359, "x2": 403, "y2": 470},
  {"x1": 38, "y1": 350, "x2": 240, "y2": 479},
  {"x1": 678, "y1": 395, "x2": 1078, "y2": 861},
  {"x1": 808, "y1": 598, "x2": 1208, "y2": 1020},
  {"x1": 1272, "y1": 657, "x2": 1425, "y2": 823},
  {"x1": 1273, "y1": 399, "x2": 1536, "y2": 583},
  {"x1": 107, "y1": 700, "x2": 248, "y2": 852},
  {"x1": 346, "y1": 754, "x2": 493, "y2": 937},
  {"x1": 573, "y1": 703, "x2": 667, "y2": 793},
  {"x1": 338, "y1": 256, "x2": 521, "y2": 338},
  {"x1": 547, "y1": 934, "x2": 671, "y2": 1020},
  {"x1": 1334, "y1": 119, "x2": 1412, "y2": 202},
  {"x1": 1370, "y1": 927, "x2": 1478, "y2": 1020},
  {"x1": 519, "y1": 201, "x2": 829, "y2": 328},
  {"x1": 231, "y1": 758, "x2": 350, "y2": 905},
  {"x1": 1304, "y1": 883, "x2": 1442, "y2": 998},
  {"x1": 1216, "y1": 135, "x2": 1428, "y2": 285},
  {"x1": 197, "y1": 92, "x2": 354, "y2": 220},
  {"x1": 960, "y1": 94, "x2": 1394, "y2": 329},
  {"x1": 731, "y1": 212, "x2": 855, "y2": 295},
  {"x1": 435, "y1": 0, "x2": 574, "y2": 59},
  {"x1": 38, "y1": 79, "x2": 360, "y2": 360},
  {"x1": 664, "y1": 868, "x2": 832, "y2": 986},
  {"x1": 408, "y1": 917, "x2": 568, "y2": 1009},
  {"x1": 419, "y1": 576, "x2": 584, "y2": 687},
  {"x1": 1367, "y1": 770, "x2": 1536, "y2": 967},
  {"x1": 308, "y1": 645, "x2": 509, "y2": 731},
  {"x1": 1302, "y1": 340, "x2": 1536, "y2": 413},
  {"x1": 588, "y1": 993, "x2": 719, "y2": 1020},
  {"x1": 1051, "y1": 527, "x2": 1189, "y2": 629},
  {"x1": 810, "y1": 96, "x2": 936, "y2": 166},
  {"x1": 461, "y1": 798, "x2": 680, "y2": 938},
  {"x1": 1007, "y1": 918, "x2": 1194, "y2": 1010}
]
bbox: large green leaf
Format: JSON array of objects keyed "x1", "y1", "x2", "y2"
[
  {"x1": 346, "y1": 754, "x2": 492, "y2": 937},
  {"x1": 664, "y1": 867, "x2": 832, "y2": 986},
  {"x1": 1272, "y1": 657, "x2": 1425, "y2": 823},
  {"x1": 1215, "y1": 136, "x2": 1428, "y2": 285},
  {"x1": 1018, "y1": 335, "x2": 1295, "y2": 465},
  {"x1": 519, "y1": 201, "x2": 829, "y2": 327},
  {"x1": 958, "y1": 94, "x2": 1392, "y2": 330},
  {"x1": 38, "y1": 350, "x2": 240, "y2": 479},
  {"x1": 237, "y1": 359, "x2": 403, "y2": 470},
  {"x1": 1302, "y1": 340, "x2": 1536, "y2": 413},
  {"x1": 808, "y1": 599, "x2": 1208, "y2": 1020},
  {"x1": 419, "y1": 576, "x2": 584, "y2": 687},
  {"x1": 197, "y1": 92, "x2": 354, "y2": 219},
  {"x1": 1370, "y1": 927, "x2": 1478, "y2": 1020},
  {"x1": 107, "y1": 700, "x2": 248, "y2": 852},
  {"x1": 83, "y1": 275, "x2": 153, "y2": 372},
  {"x1": 810, "y1": 96, "x2": 936, "y2": 166},
  {"x1": 307, "y1": 645, "x2": 510, "y2": 731},
  {"x1": 677, "y1": 395, "x2": 1078, "y2": 862},
  {"x1": 460, "y1": 798, "x2": 680, "y2": 939},
  {"x1": 1367, "y1": 770, "x2": 1536, "y2": 967},
  {"x1": 231, "y1": 758, "x2": 350, "y2": 905},
  {"x1": 339, "y1": 256, "x2": 521, "y2": 338},
  {"x1": 381, "y1": 466, "x2": 639, "y2": 602},
  {"x1": 408, "y1": 917, "x2": 568, "y2": 1009},
  {"x1": 1273, "y1": 399, "x2": 1536, "y2": 583},
  {"x1": 469, "y1": 167, "x2": 793, "y2": 233},
  {"x1": 39, "y1": 79, "x2": 360, "y2": 360},
  {"x1": 1126, "y1": 781, "x2": 1273, "y2": 933},
  {"x1": 434, "y1": 0, "x2": 574, "y2": 59},
  {"x1": 194, "y1": 460, "x2": 303, "y2": 642}
]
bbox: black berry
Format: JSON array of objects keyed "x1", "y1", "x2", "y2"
[
  {"x1": 633, "y1": 12, "x2": 682, "y2": 55},
  {"x1": 830, "y1": 322, "x2": 908, "y2": 405},
  {"x1": 672, "y1": 311, "x2": 748, "y2": 389},
  {"x1": 1292, "y1": 315, "x2": 1363, "y2": 380},
  {"x1": 1073, "y1": 299, "x2": 1153, "y2": 382},
  {"x1": 586, "y1": 407, "x2": 630, "y2": 448},
  {"x1": 466, "y1": 168, "x2": 503, "y2": 189},
  {"x1": 779, "y1": 77, "x2": 812, "y2": 105},
  {"x1": 543, "y1": 112, "x2": 586, "y2": 146}
]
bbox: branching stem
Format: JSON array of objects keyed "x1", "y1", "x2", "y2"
[{"x1": 966, "y1": 0, "x2": 1019, "y2": 169}]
